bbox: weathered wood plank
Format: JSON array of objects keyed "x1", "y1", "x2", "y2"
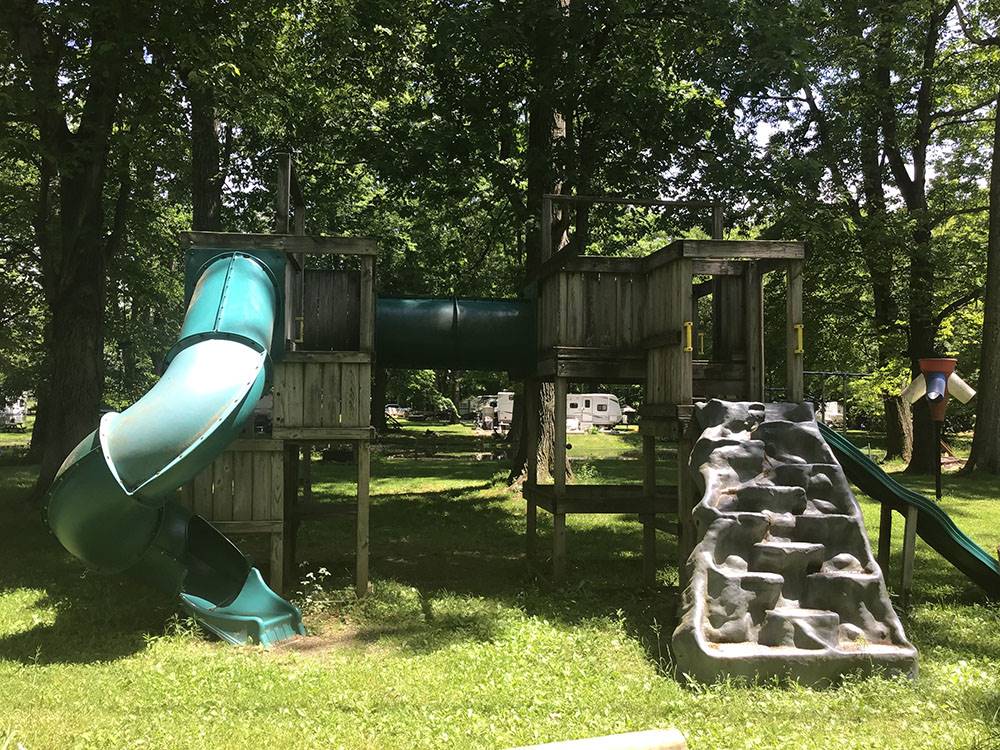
[
  {"x1": 272, "y1": 426, "x2": 374, "y2": 440},
  {"x1": 356, "y1": 440, "x2": 370, "y2": 596},
  {"x1": 181, "y1": 232, "x2": 377, "y2": 255},
  {"x1": 744, "y1": 261, "x2": 764, "y2": 401},
  {"x1": 211, "y1": 520, "x2": 284, "y2": 533},
  {"x1": 692, "y1": 259, "x2": 745, "y2": 276},
  {"x1": 341, "y1": 362, "x2": 361, "y2": 426},
  {"x1": 671, "y1": 239, "x2": 804, "y2": 260},
  {"x1": 786, "y1": 259, "x2": 805, "y2": 401},
  {"x1": 270, "y1": 451, "x2": 284, "y2": 520},
  {"x1": 213, "y1": 452, "x2": 234, "y2": 521},
  {"x1": 227, "y1": 438, "x2": 284, "y2": 452},
  {"x1": 233, "y1": 451, "x2": 254, "y2": 521},
  {"x1": 359, "y1": 255, "x2": 375, "y2": 352},
  {"x1": 275, "y1": 361, "x2": 304, "y2": 427},
  {"x1": 193, "y1": 465, "x2": 214, "y2": 518},
  {"x1": 283, "y1": 351, "x2": 371, "y2": 364},
  {"x1": 252, "y1": 451, "x2": 271, "y2": 520},
  {"x1": 303, "y1": 362, "x2": 323, "y2": 429}
]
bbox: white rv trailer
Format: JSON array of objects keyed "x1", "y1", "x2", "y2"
[
  {"x1": 1, "y1": 395, "x2": 27, "y2": 432},
  {"x1": 566, "y1": 393, "x2": 623, "y2": 431}
]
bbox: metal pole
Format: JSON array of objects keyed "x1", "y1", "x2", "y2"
[{"x1": 934, "y1": 420, "x2": 943, "y2": 500}]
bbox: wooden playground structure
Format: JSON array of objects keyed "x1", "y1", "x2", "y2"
[{"x1": 177, "y1": 158, "x2": 805, "y2": 593}]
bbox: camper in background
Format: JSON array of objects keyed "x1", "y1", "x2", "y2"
[
  {"x1": 566, "y1": 393, "x2": 623, "y2": 431},
  {"x1": 1, "y1": 394, "x2": 27, "y2": 432},
  {"x1": 471, "y1": 391, "x2": 625, "y2": 433}
]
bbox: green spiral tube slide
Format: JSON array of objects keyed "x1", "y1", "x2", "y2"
[{"x1": 44, "y1": 251, "x2": 305, "y2": 646}]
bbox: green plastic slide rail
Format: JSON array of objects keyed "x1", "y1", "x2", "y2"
[
  {"x1": 819, "y1": 423, "x2": 1000, "y2": 598},
  {"x1": 45, "y1": 251, "x2": 305, "y2": 647}
]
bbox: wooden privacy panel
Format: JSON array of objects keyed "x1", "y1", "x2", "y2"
[
  {"x1": 539, "y1": 270, "x2": 646, "y2": 351},
  {"x1": 178, "y1": 439, "x2": 284, "y2": 523},
  {"x1": 273, "y1": 356, "x2": 371, "y2": 429},
  {"x1": 644, "y1": 258, "x2": 692, "y2": 404},
  {"x1": 302, "y1": 269, "x2": 361, "y2": 350}
]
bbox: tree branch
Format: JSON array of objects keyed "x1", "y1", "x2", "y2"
[
  {"x1": 955, "y1": 0, "x2": 1000, "y2": 46},
  {"x1": 930, "y1": 204, "x2": 989, "y2": 228},
  {"x1": 935, "y1": 285, "x2": 984, "y2": 326}
]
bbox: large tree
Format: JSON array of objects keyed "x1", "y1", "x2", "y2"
[
  {"x1": 3, "y1": 0, "x2": 143, "y2": 490},
  {"x1": 958, "y1": 0, "x2": 1000, "y2": 472}
]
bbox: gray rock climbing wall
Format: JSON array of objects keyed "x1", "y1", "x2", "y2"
[{"x1": 672, "y1": 400, "x2": 917, "y2": 685}]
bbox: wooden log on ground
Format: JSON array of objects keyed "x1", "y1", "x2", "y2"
[{"x1": 508, "y1": 728, "x2": 687, "y2": 750}]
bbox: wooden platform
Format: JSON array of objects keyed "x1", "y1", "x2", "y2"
[{"x1": 523, "y1": 483, "x2": 678, "y2": 517}]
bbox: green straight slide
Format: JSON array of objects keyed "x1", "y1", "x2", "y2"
[
  {"x1": 44, "y1": 251, "x2": 305, "y2": 646},
  {"x1": 820, "y1": 423, "x2": 1000, "y2": 598}
]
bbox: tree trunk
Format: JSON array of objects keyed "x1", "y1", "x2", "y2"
[
  {"x1": 508, "y1": 0, "x2": 569, "y2": 483},
  {"x1": 883, "y1": 394, "x2": 912, "y2": 462},
  {"x1": 907, "y1": 398, "x2": 939, "y2": 474},
  {"x1": 36, "y1": 257, "x2": 106, "y2": 488},
  {"x1": 507, "y1": 381, "x2": 568, "y2": 485},
  {"x1": 967, "y1": 94, "x2": 1000, "y2": 473},
  {"x1": 189, "y1": 81, "x2": 223, "y2": 231}
]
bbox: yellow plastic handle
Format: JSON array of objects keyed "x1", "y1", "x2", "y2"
[
  {"x1": 294, "y1": 316, "x2": 305, "y2": 344},
  {"x1": 698, "y1": 332, "x2": 705, "y2": 356},
  {"x1": 794, "y1": 323, "x2": 804, "y2": 354},
  {"x1": 683, "y1": 321, "x2": 694, "y2": 352}
]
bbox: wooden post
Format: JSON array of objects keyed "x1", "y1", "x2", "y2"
[
  {"x1": 744, "y1": 261, "x2": 764, "y2": 401},
  {"x1": 269, "y1": 532, "x2": 285, "y2": 595},
  {"x1": 641, "y1": 435, "x2": 657, "y2": 588},
  {"x1": 301, "y1": 443, "x2": 312, "y2": 505},
  {"x1": 677, "y1": 423, "x2": 695, "y2": 591},
  {"x1": 525, "y1": 380, "x2": 539, "y2": 559},
  {"x1": 283, "y1": 443, "x2": 301, "y2": 588},
  {"x1": 901, "y1": 504, "x2": 918, "y2": 609},
  {"x1": 877, "y1": 503, "x2": 893, "y2": 576},
  {"x1": 359, "y1": 255, "x2": 375, "y2": 353},
  {"x1": 553, "y1": 376, "x2": 568, "y2": 581},
  {"x1": 275, "y1": 153, "x2": 292, "y2": 234},
  {"x1": 542, "y1": 196, "x2": 553, "y2": 263},
  {"x1": 786, "y1": 259, "x2": 804, "y2": 402},
  {"x1": 711, "y1": 203, "x2": 724, "y2": 240},
  {"x1": 356, "y1": 439, "x2": 371, "y2": 596}
]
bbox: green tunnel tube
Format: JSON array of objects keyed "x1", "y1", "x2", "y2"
[
  {"x1": 375, "y1": 296, "x2": 535, "y2": 373},
  {"x1": 45, "y1": 252, "x2": 305, "y2": 647}
]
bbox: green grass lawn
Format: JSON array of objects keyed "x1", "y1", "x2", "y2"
[{"x1": 1, "y1": 427, "x2": 999, "y2": 749}]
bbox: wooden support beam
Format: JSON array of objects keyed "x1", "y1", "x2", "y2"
[
  {"x1": 525, "y1": 380, "x2": 539, "y2": 559},
  {"x1": 282, "y1": 351, "x2": 371, "y2": 364},
  {"x1": 878, "y1": 503, "x2": 893, "y2": 576},
  {"x1": 273, "y1": 426, "x2": 375, "y2": 441},
  {"x1": 901, "y1": 504, "x2": 918, "y2": 609},
  {"x1": 301, "y1": 443, "x2": 312, "y2": 506},
  {"x1": 356, "y1": 440, "x2": 371, "y2": 596},
  {"x1": 642, "y1": 435, "x2": 657, "y2": 588},
  {"x1": 677, "y1": 426, "x2": 696, "y2": 591},
  {"x1": 786, "y1": 259, "x2": 805, "y2": 402},
  {"x1": 181, "y1": 231, "x2": 378, "y2": 256},
  {"x1": 275, "y1": 153, "x2": 292, "y2": 234},
  {"x1": 269, "y1": 532, "x2": 285, "y2": 595},
  {"x1": 744, "y1": 260, "x2": 764, "y2": 401},
  {"x1": 359, "y1": 255, "x2": 375, "y2": 352},
  {"x1": 553, "y1": 377, "x2": 568, "y2": 581},
  {"x1": 552, "y1": 512, "x2": 567, "y2": 582},
  {"x1": 542, "y1": 195, "x2": 553, "y2": 263}
]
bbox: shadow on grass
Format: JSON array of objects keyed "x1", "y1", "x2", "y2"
[
  {"x1": 0, "y1": 467, "x2": 174, "y2": 666},
  {"x1": 295, "y1": 457, "x2": 683, "y2": 666}
]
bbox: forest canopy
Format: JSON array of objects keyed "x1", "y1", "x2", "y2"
[{"x1": 1, "y1": 0, "x2": 998, "y2": 480}]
